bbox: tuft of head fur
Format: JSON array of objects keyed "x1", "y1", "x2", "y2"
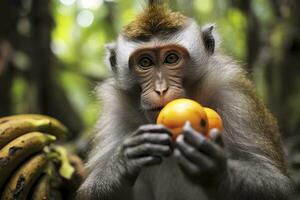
[
  {"x1": 123, "y1": 3, "x2": 187, "y2": 40},
  {"x1": 148, "y1": 0, "x2": 162, "y2": 5}
]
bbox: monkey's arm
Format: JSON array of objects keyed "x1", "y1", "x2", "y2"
[
  {"x1": 77, "y1": 124, "x2": 172, "y2": 200},
  {"x1": 77, "y1": 148, "x2": 134, "y2": 200},
  {"x1": 77, "y1": 80, "x2": 172, "y2": 200},
  {"x1": 77, "y1": 129, "x2": 134, "y2": 200},
  {"x1": 175, "y1": 76, "x2": 293, "y2": 199},
  {"x1": 175, "y1": 123, "x2": 292, "y2": 200}
]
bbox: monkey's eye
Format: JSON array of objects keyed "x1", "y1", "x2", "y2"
[
  {"x1": 164, "y1": 53, "x2": 180, "y2": 65},
  {"x1": 138, "y1": 57, "x2": 153, "y2": 69}
]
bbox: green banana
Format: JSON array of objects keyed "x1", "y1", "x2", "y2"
[
  {"x1": 31, "y1": 175, "x2": 50, "y2": 200},
  {"x1": 0, "y1": 115, "x2": 67, "y2": 148},
  {"x1": 1, "y1": 153, "x2": 48, "y2": 200},
  {"x1": 0, "y1": 132, "x2": 56, "y2": 189},
  {"x1": 53, "y1": 146, "x2": 75, "y2": 180}
]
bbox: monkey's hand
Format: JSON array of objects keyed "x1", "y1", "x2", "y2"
[
  {"x1": 121, "y1": 124, "x2": 172, "y2": 180},
  {"x1": 174, "y1": 121, "x2": 227, "y2": 187}
]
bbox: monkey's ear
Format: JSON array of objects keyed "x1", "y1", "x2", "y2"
[
  {"x1": 201, "y1": 24, "x2": 217, "y2": 55},
  {"x1": 105, "y1": 42, "x2": 117, "y2": 73}
]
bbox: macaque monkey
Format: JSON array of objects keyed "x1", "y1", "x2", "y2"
[{"x1": 78, "y1": 1, "x2": 292, "y2": 199}]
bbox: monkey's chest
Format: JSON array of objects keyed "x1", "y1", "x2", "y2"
[{"x1": 133, "y1": 157, "x2": 209, "y2": 200}]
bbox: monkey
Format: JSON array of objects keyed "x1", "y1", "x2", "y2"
[{"x1": 77, "y1": 1, "x2": 293, "y2": 200}]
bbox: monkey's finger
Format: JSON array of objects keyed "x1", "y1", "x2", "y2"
[
  {"x1": 175, "y1": 135, "x2": 214, "y2": 169},
  {"x1": 182, "y1": 121, "x2": 205, "y2": 147},
  {"x1": 174, "y1": 149, "x2": 199, "y2": 177},
  {"x1": 134, "y1": 124, "x2": 172, "y2": 136},
  {"x1": 197, "y1": 138, "x2": 226, "y2": 162},
  {"x1": 182, "y1": 122, "x2": 225, "y2": 161},
  {"x1": 132, "y1": 156, "x2": 162, "y2": 167},
  {"x1": 124, "y1": 133, "x2": 172, "y2": 147},
  {"x1": 125, "y1": 144, "x2": 171, "y2": 158},
  {"x1": 209, "y1": 129, "x2": 224, "y2": 147}
]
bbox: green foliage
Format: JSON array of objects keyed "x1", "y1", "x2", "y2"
[
  {"x1": 218, "y1": 8, "x2": 247, "y2": 60},
  {"x1": 11, "y1": 76, "x2": 28, "y2": 114}
]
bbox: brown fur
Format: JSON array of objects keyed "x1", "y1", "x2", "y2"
[
  {"x1": 232, "y1": 73, "x2": 286, "y2": 173},
  {"x1": 123, "y1": 3, "x2": 187, "y2": 40}
]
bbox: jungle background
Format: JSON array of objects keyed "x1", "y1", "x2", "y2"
[{"x1": 0, "y1": 0, "x2": 299, "y2": 198}]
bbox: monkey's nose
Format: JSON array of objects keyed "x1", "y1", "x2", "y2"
[
  {"x1": 154, "y1": 86, "x2": 169, "y2": 97},
  {"x1": 154, "y1": 77, "x2": 168, "y2": 97}
]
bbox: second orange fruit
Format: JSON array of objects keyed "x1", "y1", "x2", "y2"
[{"x1": 204, "y1": 107, "x2": 224, "y2": 135}]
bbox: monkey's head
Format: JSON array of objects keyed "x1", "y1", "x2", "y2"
[{"x1": 105, "y1": 0, "x2": 217, "y2": 120}]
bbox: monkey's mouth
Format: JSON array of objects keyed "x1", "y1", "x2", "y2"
[
  {"x1": 144, "y1": 106, "x2": 164, "y2": 122},
  {"x1": 148, "y1": 106, "x2": 164, "y2": 112}
]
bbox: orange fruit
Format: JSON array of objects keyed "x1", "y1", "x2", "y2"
[
  {"x1": 156, "y1": 99, "x2": 208, "y2": 139},
  {"x1": 204, "y1": 107, "x2": 223, "y2": 136}
]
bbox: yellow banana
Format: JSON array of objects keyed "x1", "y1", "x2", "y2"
[
  {"x1": 0, "y1": 115, "x2": 67, "y2": 148},
  {"x1": 0, "y1": 132, "x2": 56, "y2": 189},
  {"x1": 1, "y1": 153, "x2": 48, "y2": 200},
  {"x1": 31, "y1": 175, "x2": 50, "y2": 200},
  {"x1": 0, "y1": 114, "x2": 63, "y2": 124}
]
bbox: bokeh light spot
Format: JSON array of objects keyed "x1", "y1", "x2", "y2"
[
  {"x1": 60, "y1": 0, "x2": 76, "y2": 6},
  {"x1": 76, "y1": 10, "x2": 94, "y2": 28},
  {"x1": 78, "y1": 0, "x2": 103, "y2": 9}
]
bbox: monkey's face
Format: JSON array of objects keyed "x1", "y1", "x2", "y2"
[
  {"x1": 105, "y1": 20, "x2": 216, "y2": 120},
  {"x1": 129, "y1": 44, "x2": 190, "y2": 118}
]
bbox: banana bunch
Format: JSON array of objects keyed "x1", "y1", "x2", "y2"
[{"x1": 0, "y1": 114, "x2": 84, "y2": 200}]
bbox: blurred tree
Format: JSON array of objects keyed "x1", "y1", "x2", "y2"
[{"x1": 0, "y1": 0, "x2": 83, "y2": 138}]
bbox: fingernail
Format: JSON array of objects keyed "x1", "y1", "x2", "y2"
[
  {"x1": 209, "y1": 128, "x2": 219, "y2": 140},
  {"x1": 183, "y1": 121, "x2": 191, "y2": 130},
  {"x1": 176, "y1": 134, "x2": 184, "y2": 143}
]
